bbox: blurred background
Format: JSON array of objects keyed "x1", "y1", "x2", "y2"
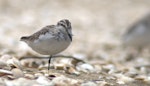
[
  {"x1": 0, "y1": 0, "x2": 150, "y2": 60},
  {"x1": 1, "y1": 1, "x2": 150, "y2": 85}
]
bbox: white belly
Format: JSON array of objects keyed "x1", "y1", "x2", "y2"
[{"x1": 28, "y1": 37, "x2": 71, "y2": 55}]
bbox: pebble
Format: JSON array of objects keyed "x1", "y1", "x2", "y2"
[
  {"x1": 115, "y1": 74, "x2": 134, "y2": 84},
  {"x1": 11, "y1": 68, "x2": 24, "y2": 78},
  {"x1": 76, "y1": 63, "x2": 95, "y2": 73},
  {"x1": 5, "y1": 78, "x2": 40, "y2": 86},
  {"x1": 36, "y1": 76, "x2": 51, "y2": 85},
  {"x1": 64, "y1": 66, "x2": 80, "y2": 75},
  {"x1": 7, "y1": 57, "x2": 22, "y2": 69},
  {"x1": 81, "y1": 82, "x2": 97, "y2": 86},
  {"x1": 51, "y1": 76, "x2": 79, "y2": 86},
  {"x1": 0, "y1": 69, "x2": 12, "y2": 76}
]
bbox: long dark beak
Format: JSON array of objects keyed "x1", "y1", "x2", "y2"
[{"x1": 68, "y1": 34, "x2": 72, "y2": 41}]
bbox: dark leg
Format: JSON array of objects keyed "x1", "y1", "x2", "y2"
[{"x1": 48, "y1": 55, "x2": 52, "y2": 71}]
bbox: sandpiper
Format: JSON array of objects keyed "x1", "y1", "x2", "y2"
[
  {"x1": 20, "y1": 19, "x2": 73, "y2": 71},
  {"x1": 122, "y1": 14, "x2": 150, "y2": 50}
]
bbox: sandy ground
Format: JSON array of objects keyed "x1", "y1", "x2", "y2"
[{"x1": 0, "y1": 0, "x2": 150, "y2": 86}]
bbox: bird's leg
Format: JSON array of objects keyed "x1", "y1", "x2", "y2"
[{"x1": 48, "y1": 55, "x2": 52, "y2": 72}]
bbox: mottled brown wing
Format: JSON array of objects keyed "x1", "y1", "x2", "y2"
[{"x1": 21, "y1": 25, "x2": 56, "y2": 41}]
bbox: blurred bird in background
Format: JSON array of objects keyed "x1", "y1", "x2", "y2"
[{"x1": 122, "y1": 13, "x2": 150, "y2": 54}]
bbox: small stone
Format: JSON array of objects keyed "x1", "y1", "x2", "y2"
[
  {"x1": 0, "y1": 55, "x2": 12, "y2": 69},
  {"x1": 0, "y1": 69, "x2": 12, "y2": 76},
  {"x1": 51, "y1": 75, "x2": 79, "y2": 86},
  {"x1": 11, "y1": 68, "x2": 24, "y2": 78},
  {"x1": 144, "y1": 76, "x2": 150, "y2": 84},
  {"x1": 64, "y1": 66, "x2": 80, "y2": 75},
  {"x1": 134, "y1": 75, "x2": 147, "y2": 80},
  {"x1": 125, "y1": 71, "x2": 138, "y2": 78},
  {"x1": 54, "y1": 64, "x2": 65, "y2": 70},
  {"x1": 34, "y1": 73, "x2": 44, "y2": 78},
  {"x1": 76, "y1": 63, "x2": 94, "y2": 73},
  {"x1": 81, "y1": 81, "x2": 97, "y2": 86},
  {"x1": 7, "y1": 57, "x2": 22, "y2": 70},
  {"x1": 36, "y1": 76, "x2": 51, "y2": 85},
  {"x1": 24, "y1": 74, "x2": 35, "y2": 79},
  {"x1": 0, "y1": 60, "x2": 7, "y2": 68},
  {"x1": 0, "y1": 77, "x2": 5, "y2": 85},
  {"x1": 117, "y1": 80, "x2": 125, "y2": 84},
  {"x1": 101, "y1": 64, "x2": 116, "y2": 74},
  {"x1": 73, "y1": 53, "x2": 86, "y2": 60},
  {"x1": 5, "y1": 78, "x2": 39, "y2": 86},
  {"x1": 0, "y1": 54, "x2": 12, "y2": 61},
  {"x1": 115, "y1": 74, "x2": 134, "y2": 84}
]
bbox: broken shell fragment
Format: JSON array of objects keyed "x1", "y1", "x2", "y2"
[
  {"x1": 64, "y1": 66, "x2": 80, "y2": 75},
  {"x1": 54, "y1": 64, "x2": 65, "y2": 70},
  {"x1": 0, "y1": 69, "x2": 12, "y2": 76},
  {"x1": 7, "y1": 57, "x2": 22, "y2": 70}
]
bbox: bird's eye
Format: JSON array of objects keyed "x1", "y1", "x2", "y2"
[{"x1": 59, "y1": 23, "x2": 66, "y2": 28}]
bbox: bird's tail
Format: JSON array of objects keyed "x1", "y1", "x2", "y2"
[{"x1": 20, "y1": 36, "x2": 29, "y2": 41}]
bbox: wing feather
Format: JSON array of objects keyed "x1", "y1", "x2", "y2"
[{"x1": 27, "y1": 25, "x2": 56, "y2": 41}]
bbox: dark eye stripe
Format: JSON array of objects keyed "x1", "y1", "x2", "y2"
[
  {"x1": 58, "y1": 19, "x2": 71, "y2": 29},
  {"x1": 60, "y1": 23, "x2": 66, "y2": 28}
]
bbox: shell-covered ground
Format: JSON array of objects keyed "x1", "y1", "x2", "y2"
[{"x1": 0, "y1": 0, "x2": 150, "y2": 86}]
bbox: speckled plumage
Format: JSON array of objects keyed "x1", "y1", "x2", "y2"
[
  {"x1": 20, "y1": 19, "x2": 72, "y2": 55},
  {"x1": 20, "y1": 19, "x2": 73, "y2": 71}
]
